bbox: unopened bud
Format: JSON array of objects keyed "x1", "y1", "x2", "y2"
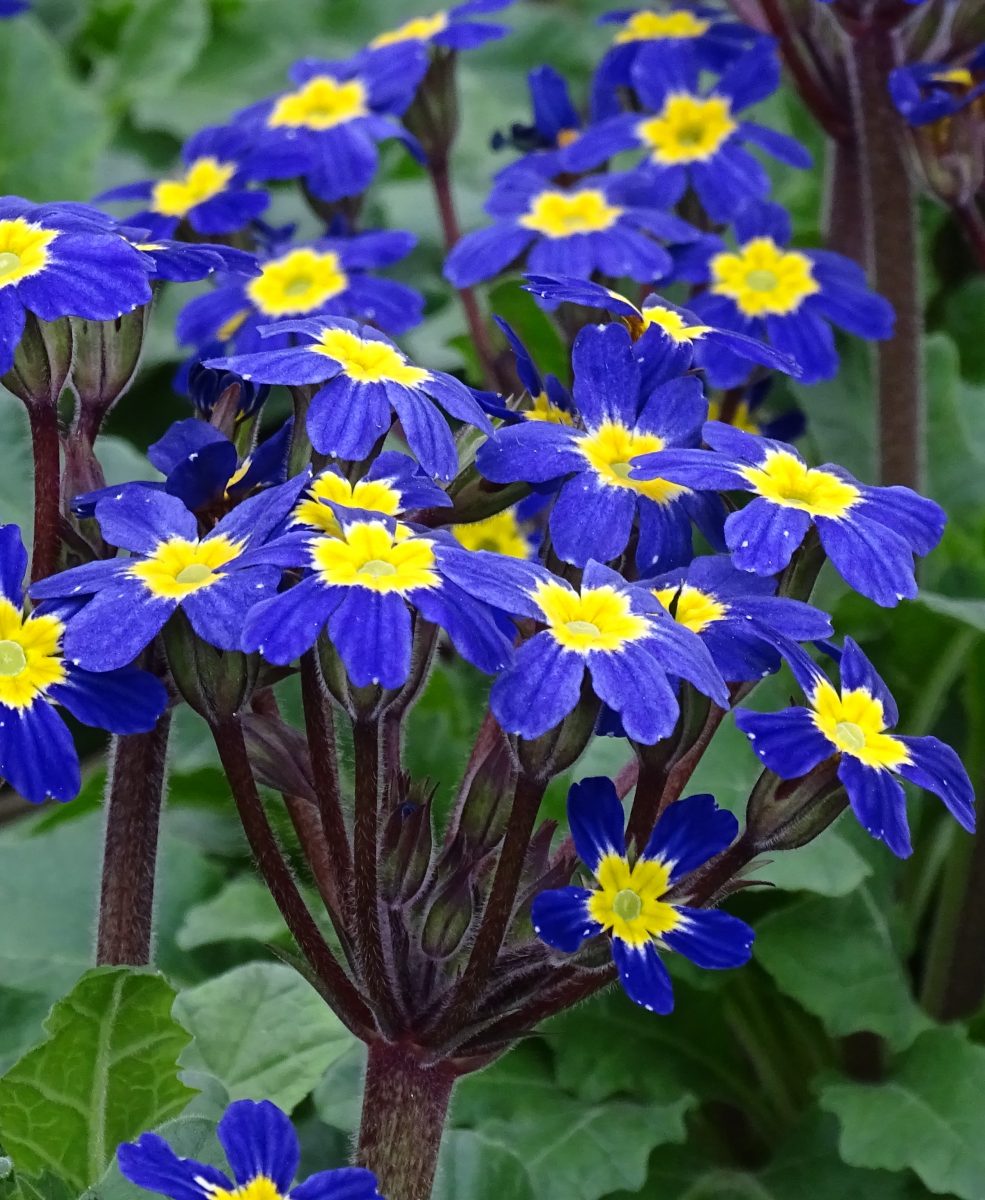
[
  {"x1": 381, "y1": 794, "x2": 434, "y2": 904},
  {"x1": 402, "y1": 48, "x2": 459, "y2": 166},
  {"x1": 746, "y1": 759, "x2": 847, "y2": 852},
  {"x1": 456, "y1": 735, "x2": 517, "y2": 857},
  {"x1": 71, "y1": 307, "x2": 150, "y2": 435},
  {"x1": 241, "y1": 711, "x2": 316, "y2": 800},
  {"x1": 164, "y1": 610, "x2": 258, "y2": 721},
  {"x1": 420, "y1": 867, "x2": 475, "y2": 959},
  {"x1": 1, "y1": 314, "x2": 72, "y2": 408}
]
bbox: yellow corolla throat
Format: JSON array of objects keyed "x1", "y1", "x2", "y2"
[
  {"x1": 578, "y1": 421, "x2": 688, "y2": 505},
  {"x1": 810, "y1": 681, "x2": 910, "y2": 771},
  {"x1": 128, "y1": 535, "x2": 244, "y2": 600},
  {"x1": 151, "y1": 157, "x2": 237, "y2": 218},
  {"x1": 310, "y1": 522, "x2": 439, "y2": 594},
  {"x1": 293, "y1": 473, "x2": 402, "y2": 534},
  {"x1": 930, "y1": 67, "x2": 973, "y2": 88},
  {"x1": 370, "y1": 11, "x2": 449, "y2": 47},
  {"x1": 0, "y1": 599, "x2": 66, "y2": 710},
  {"x1": 741, "y1": 450, "x2": 859, "y2": 519},
  {"x1": 535, "y1": 581, "x2": 649, "y2": 653},
  {"x1": 248, "y1": 248, "x2": 349, "y2": 318},
  {"x1": 525, "y1": 393, "x2": 575, "y2": 426},
  {"x1": 0, "y1": 218, "x2": 57, "y2": 290},
  {"x1": 268, "y1": 75, "x2": 368, "y2": 130},
  {"x1": 309, "y1": 328, "x2": 430, "y2": 387},
  {"x1": 210, "y1": 1176, "x2": 284, "y2": 1200},
  {"x1": 710, "y1": 238, "x2": 820, "y2": 318},
  {"x1": 614, "y1": 9, "x2": 711, "y2": 44},
  {"x1": 520, "y1": 189, "x2": 623, "y2": 239},
  {"x1": 640, "y1": 304, "x2": 713, "y2": 343},
  {"x1": 637, "y1": 94, "x2": 737, "y2": 165},
  {"x1": 453, "y1": 510, "x2": 530, "y2": 559},
  {"x1": 653, "y1": 583, "x2": 727, "y2": 633},
  {"x1": 588, "y1": 854, "x2": 681, "y2": 947}
]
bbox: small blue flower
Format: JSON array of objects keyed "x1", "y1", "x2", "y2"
[
  {"x1": 475, "y1": 317, "x2": 574, "y2": 426},
  {"x1": 532, "y1": 777, "x2": 753, "y2": 1012},
  {"x1": 632, "y1": 420, "x2": 945, "y2": 607},
  {"x1": 890, "y1": 50, "x2": 985, "y2": 126},
  {"x1": 368, "y1": 0, "x2": 512, "y2": 55},
  {"x1": 735, "y1": 638, "x2": 975, "y2": 858},
  {"x1": 118, "y1": 1098, "x2": 383, "y2": 1200},
  {"x1": 491, "y1": 66, "x2": 585, "y2": 178},
  {"x1": 0, "y1": 525, "x2": 166, "y2": 803},
  {"x1": 207, "y1": 316, "x2": 491, "y2": 480}
]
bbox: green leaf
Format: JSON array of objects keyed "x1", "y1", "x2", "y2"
[
  {"x1": 819, "y1": 1028, "x2": 985, "y2": 1200},
  {"x1": 925, "y1": 333, "x2": 985, "y2": 525},
  {"x1": 176, "y1": 876, "x2": 290, "y2": 951},
  {"x1": 759, "y1": 828, "x2": 871, "y2": 897},
  {"x1": 916, "y1": 591, "x2": 985, "y2": 636},
  {"x1": 432, "y1": 1130, "x2": 534, "y2": 1200},
  {"x1": 0, "y1": 969, "x2": 193, "y2": 1191},
  {"x1": 453, "y1": 1041, "x2": 559, "y2": 1126},
  {"x1": 754, "y1": 887, "x2": 930, "y2": 1050},
  {"x1": 311, "y1": 1041, "x2": 366, "y2": 1134},
  {"x1": 942, "y1": 275, "x2": 985, "y2": 384},
  {"x1": 105, "y1": 0, "x2": 210, "y2": 113},
  {"x1": 174, "y1": 962, "x2": 355, "y2": 1112}
]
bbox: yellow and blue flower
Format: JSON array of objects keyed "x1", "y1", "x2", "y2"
[
  {"x1": 369, "y1": 0, "x2": 512, "y2": 55},
  {"x1": 208, "y1": 316, "x2": 492, "y2": 480},
  {"x1": 118, "y1": 1097, "x2": 383, "y2": 1200},
  {"x1": 678, "y1": 201, "x2": 894, "y2": 385},
  {"x1": 177, "y1": 229, "x2": 423, "y2": 354},
  {"x1": 565, "y1": 42, "x2": 810, "y2": 223},
  {"x1": 292, "y1": 451, "x2": 451, "y2": 534},
  {"x1": 735, "y1": 638, "x2": 975, "y2": 858},
  {"x1": 491, "y1": 65, "x2": 585, "y2": 179},
  {"x1": 31, "y1": 474, "x2": 309, "y2": 671},
  {"x1": 890, "y1": 50, "x2": 985, "y2": 126},
  {"x1": 476, "y1": 321, "x2": 722, "y2": 571},
  {"x1": 532, "y1": 776, "x2": 753, "y2": 1012},
  {"x1": 0, "y1": 525, "x2": 166, "y2": 804},
  {"x1": 0, "y1": 197, "x2": 152, "y2": 376},
  {"x1": 475, "y1": 317, "x2": 574, "y2": 426},
  {"x1": 632, "y1": 420, "x2": 945, "y2": 607}
]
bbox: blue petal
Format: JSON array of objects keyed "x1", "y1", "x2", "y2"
[
  {"x1": 490, "y1": 632, "x2": 583, "y2": 738},
  {"x1": 571, "y1": 323, "x2": 641, "y2": 427},
  {"x1": 117, "y1": 1133, "x2": 232, "y2": 1200},
  {"x1": 93, "y1": 488, "x2": 198, "y2": 553},
  {"x1": 550, "y1": 472, "x2": 636, "y2": 567},
  {"x1": 612, "y1": 938, "x2": 675, "y2": 1013},
  {"x1": 643, "y1": 793, "x2": 738, "y2": 881},
  {"x1": 531, "y1": 886, "x2": 599, "y2": 952},
  {"x1": 183, "y1": 568, "x2": 282, "y2": 651},
  {"x1": 292, "y1": 1167, "x2": 385, "y2": 1200},
  {"x1": 307, "y1": 375, "x2": 392, "y2": 460},
  {"x1": 0, "y1": 700, "x2": 80, "y2": 803},
  {"x1": 412, "y1": 580, "x2": 514, "y2": 675},
  {"x1": 662, "y1": 906, "x2": 754, "y2": 968},
  {"x1": 212, "y1": 472, "x2": 311, "y2": 548},
  {"x1": 839, "y1": 756, "x2": 911, "y2": 858},
  {"x1": 0, "y1": 287, "x2": 25, "y2": 376},
  {"x1": 588, "y1": 640, "x2": 680, "y2": 744},
  {"x1": 51, "y1": 665, "x2": 167, "y2": 734},
  {"x1": 734, "y1": 707, "x2": 833, "y2": 777},
  {"x1": 567, "y1": 775, "x2": 628, "y2": 871},
  {"x1": 434, "y1": 546, "x2": 551, "y2": 619},
  {"x1": 853, "y1": 484, "x2": 945, "y2": 557},
  {"x1": 444, "y1": 222, "x2": 536, "y2": 287},
  {"x1": 62, "y1": 580, "x2": 173, "y2": 671},
  {"x1": 218, "y1": 1099, "x2": 299, "y2": 1194},
  {"x1": 328, "y1": 588, "x2": 412, "y2": 688},
  {"x1": 242, "y1": 576, "x2": 344, "y2": 664},
  {"x1": 386, "y1": 386, "x2": 458, "y2": 480},
  {"x1": 814, "y1": 514, "x2": 917, "y2": 606},
  {"x1": 725, "y1": 497, "x2": 812, "y2": 574},
  {"x1": 766, "y1": 309, "x2": 838, "y2": 385},
  {"x1": 897, "y1": 735, "x2": 976, "y2": 834},
  {"x1": 0, "y1": 524, "x2": 27, "y2": 606},
  {"x1": 476, "y1": 422, "x2": 582, "y2": 485},
  {"x1": 838, "y1": 637, "x2": 898, "y2": 725}
]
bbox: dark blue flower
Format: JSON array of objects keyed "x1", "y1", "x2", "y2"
[
  {"x1": 890, "y1": 50, "x2": 985, "y2": 126},
  {"x1": 475, "y1": 317, "x2": 574, "y2": 426},
  {"x1": 183, "y1": 359, "x2": 270, "y2": 422},
  {"x1": 491, "y1": 65, "x2": 585, "y2": 178},
  {"x1": 292, "y1": 450, "x2": 451, "y2": 533}
]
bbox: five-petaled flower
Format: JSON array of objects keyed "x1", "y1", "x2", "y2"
[
  {"x1": 532, "y1": 776, "x2": 754, "y2": 1011},
  {"x1": 369, "y1": 0, "x2": 512, "y2": 55}
]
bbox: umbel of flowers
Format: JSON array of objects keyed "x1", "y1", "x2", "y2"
[{"x1": 0, "y1": 2, "x2": 976, "y2": 1200}]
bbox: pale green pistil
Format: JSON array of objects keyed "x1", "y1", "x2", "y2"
[
  {"x1": 284, "y1": 276, "x2": 312, "y2": 296},
  {"x1": 745, "y1": 269, "x2": 778, "y2": 292},
  {"x1": 0, "y1": 640, "x2": 27, "y2": 676},
  {"x1": 835, "y1": 720, "x2": 867, "y2": 753},
  {"x1": 0, "y1": 252, "x2": 20, "y2": 275},
  {"x1": 175, "y1": 563, "x2": 215, "y2": 586},
  {"x1": 566, "y1": 620, "x2": 601, "y2": 637},
  {"x1": 613, "y1": 888, "x2": 643, "y2": 922},
  {"x1": 610, "y1": 462, "x2": 633, "y2": 479},
  {"x1": 360, "y1": 559, "x2": 398, "y2": 577}
]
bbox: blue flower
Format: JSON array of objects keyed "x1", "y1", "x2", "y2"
[
  {"x1": 647, "y1": 554, "x2": 832, "y2": 682},
  {"x1": 532, "y1": 777, "x2": 753, "y2": 1012},
  {"x1": 0, "y1": 197, "x2": 151, "y2": 375},
  {"x1": 890, "y1": 50, "x2": 985, "y2": 126},
  {"x1": 632, "y1": 420, "x2": 945, "y2": 607},
  {"x1": 444, "y1": 160, "x2": 700, "y2": 288},
  {"x1": 441, "y1": 555, "x2": 728, "y2": 742},
  {"x1": 31, "y1": 475, "x2": 309, "y2": 671},
  {"x1": 177, "y1": 229, "x2": 423, "y2": 354},
  {"x1": 735, "y1": 638, "x2": 975, "y2": 858},
  {"x1": 475, "y1": 317, "x2": 574, "y2": 426},
  {"x1": 292, "y1": 451, "x2": 451, "y2": 533},
  {"x1": 182, "y1": 359, "x2": 270, "y2": 421},
  {"x1": 239, "y1": 513, "x2": 514, "y2": 687},
  {"x1": 563, "y1": 42, "x2": 811, "y2": 224},
  {"x1": 207, "y1": 316, "x2": 491, "y2": 480},
  {"x1": 476, "y1": 322, "x2": 723, "y2": 572},
  {"x1": 679, "y1": 201, "x2": 894, "y2": 385},
  {"x1": 0, "y1": 525, "x2": 166, "y2": 803},
  {"x1": 369, "y1": 0, "x2": 512, "y2": 54},
  {"x1": 491, "y1": 66, "x2": 585, "y2": 178},
  {"x1": 123, "y1": 231, "x2": 259, "y2": 284},
  {"x1": 118, "y1": 1098, "x2": 382, "y2": 1200}
]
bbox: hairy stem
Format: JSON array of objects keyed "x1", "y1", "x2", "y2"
[
  {"x1": 27, "y1": 402, "x2": 62, "y2": 584},
  {"x1": 300, "y1": 652, "x2": 352, "y2": 906},
  {"x1": 823, "y1": 136, "x2": 866, "y2": 263}
]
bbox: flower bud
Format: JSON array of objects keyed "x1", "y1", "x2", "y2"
[
  {"x1": 381, "y1": 793, "x2": 434, "y2": 905},
  {"x1": 420, "y1": 867, "x2": 475, "y2": 960},
  {"x1": 1, "y1": 314, "x2": 72, "y2": 408},
  {"x1": 70, "y1": 307, "x2": 150, "y2": 436},
  {"x1": 241, "y1": 710, "x2": 316, "y2": 801},
  {"x1": 402, "y1": 47, "x2": 459, "y2": 166},
  {"x1": 455, "y1": 734, "x2": 517, "y2": 858},
  {"x1": 518, "y1": 679, "x2": 600, "y2": 780},
  {"x1": 163, "y1": 610, "x2": 258, "y2": 721},
  {"x1": 745, "y1": 759, "x2": 847, "y2": 852}
]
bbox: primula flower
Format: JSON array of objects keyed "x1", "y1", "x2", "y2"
[
  {"x1": 177, "y1": 230, "x2": 423, "y2": 354},
  {"x1": 183, "y1": 360, "x2": 270, "y2": 421},
  {"x1": 445, "y1": 161, "x2": 699, "y2": 288},
  {"x1": 368, "y1": 0, "x2": 511, "y2": 53},
  {"x1": 118, "y1": 1098, "x2": 382, "y2": 1200},
  {"x1": 441, "y1": 556, "x2": 728, "y2": 742},
  {"x1": 0, "y1": 525, "x2": 166, "y2": 803},
  {"x1": 890, "y1": 50, "x2": 985, "y2": 126},
  {"x1": 477, "y1": 322, "x2": 722, "y2": 571},
  {"x1": 292, "y1": 451, "x2": 451, "y2": 534},
  {"x1": 208, "y1": 316, "x2": 491, "y2": 480},
  {"x1": 240, "y1": 514, "x2": 514, "y2": 686},
  {"x1": 492, "y1": 66, "x2": 585, "y2": 179},
  {"x1": 532, "y1": 777, "x2": 753, "y2": 1012},
  {"x1": 0, "y1": 197, "x2": 151, "y2": 375},
  {"x1": 680, "y1": 202, "x2": 894, "y2": 385},
  {"x1": 31, "y1": 476, "x2": 309, "y2": 671},
  {"x1": 476, "y1": 318, "x2": 574, "y2": 426},
  {"x1": 735, "y1": 638, "x2": 975, "y2": 858}
]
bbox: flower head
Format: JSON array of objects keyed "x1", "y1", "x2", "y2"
[
  {"x1": 735, "y1": 638, "x2": 975, "y2": 858},
  {"x1": 292, "y1": 451, "x2": 451, "y2": 534},
  {"x1": 890, "y1": 50, "x2": 985, "y2": 127},
  {"x1": 370, "y1": 0, "x2": 512, "y2": 55},
  {"x1": 492, "y1": 65, "x2": 585, "y2": 178},
  {"x1": 532, "y1": 777, "x2": 753, "y2": 1011}
]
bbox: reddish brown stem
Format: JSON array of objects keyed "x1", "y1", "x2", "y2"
[
  {"x1": 759, "y1": 0, "x2": 851, "y2": 141},
  {"x1": 300, "y1": 652, "x2": 352, "y2": 907},
  {"x1": 27, "y1": 403, "x2": 62, "y2": 584}
]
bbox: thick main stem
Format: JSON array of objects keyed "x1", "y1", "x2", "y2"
[
  {"x1": 356, "y1": 1040, "x2": 457, "y2": 1200},
  {"x1": 27, "y1": 402, "x2": 62, "y2": 584},
  {"x1": 823, "y1": 137, "x2": 866, "y2": 263},
  {"x1": 96, "y1": 714, "x2": 172, "y2": 966}
]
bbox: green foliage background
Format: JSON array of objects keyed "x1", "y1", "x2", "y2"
[{"x1": 1, "y1": 1, "x2": 984, "y2": 1198}]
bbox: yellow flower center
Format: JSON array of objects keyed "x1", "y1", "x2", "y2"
[
  {"x1": 741, "y1": 449, "x2": 859, "y2": 519},
  {"x1": 930, "y1": 67, "x2": 973, "y2": 87},
  {"x1": 578, "y1": 421, "x2": 687, "y2": 505},
  {"x1": 0, "y1": 218, "x2": 57, "y2": 289},
  {"x1": 370, "y1": 11, "x2": 449, "y2": 47},
  {"x1": 128, "y1": 535, "x2": 244, "y2": 599},
  {"x1": 212, "y1": 1177, "x2": 284, "y2": 1200},
  {"x1": 519, "y1": 189, "x2": 623, "y2": 238},
  {"x1": 453, "y1": 509, "x2": 530, "y2": 559},
  {"x1": 556, "y1": 127, "x2": 580, "y2": 148},
  {"x1": 248, "y1": 248, "x2": 349, "y2": 318},
  {"x1": 810, "y1": 681, "x2": 910, "y2": 770},
  {"x1": 588, "y1": 854, "x2": 681, "y2": 946},
  {"x1": 524, "y1": 393, "x2": 575, "y2": 426},
  {"x1": 640, "y1": 304, "x2": 713, "y2": 343},
  {"x1": 710, "y1": 238, "x2": 820, "y2": 318},
  {"x1": 268, "y1": 76, "x2": 368, "y2": 130},
  {"x1": 151, "y1": 157, "x2": 237, "y2": 218},
  {"x1": 637, "y1": 94, "x2": 737, "y2": 165},
  {"x1": 310, "y1": 328, "x2": 430, "y2": 386},
  {"x1": 0, "y1": 599, "x2": 66, "y2": 710},
  {"x1": 535, "y1": 580, "x2": 649, "y2": 653},
  {"x1": 293, "y1": 472, "x2": 403, "y2": 534},
  {"x1": 614, "y1": 9, "x2": 711, "y2": 43},
  {"x1": 706, "y1": 397, "x2": 760, "y2": 435},
  {"x1": 309, "y1": 521, "x2": 439, "y2": 594},
  {"x1": 653, "y1": 583, "x2": 727, "y2": 633}
]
